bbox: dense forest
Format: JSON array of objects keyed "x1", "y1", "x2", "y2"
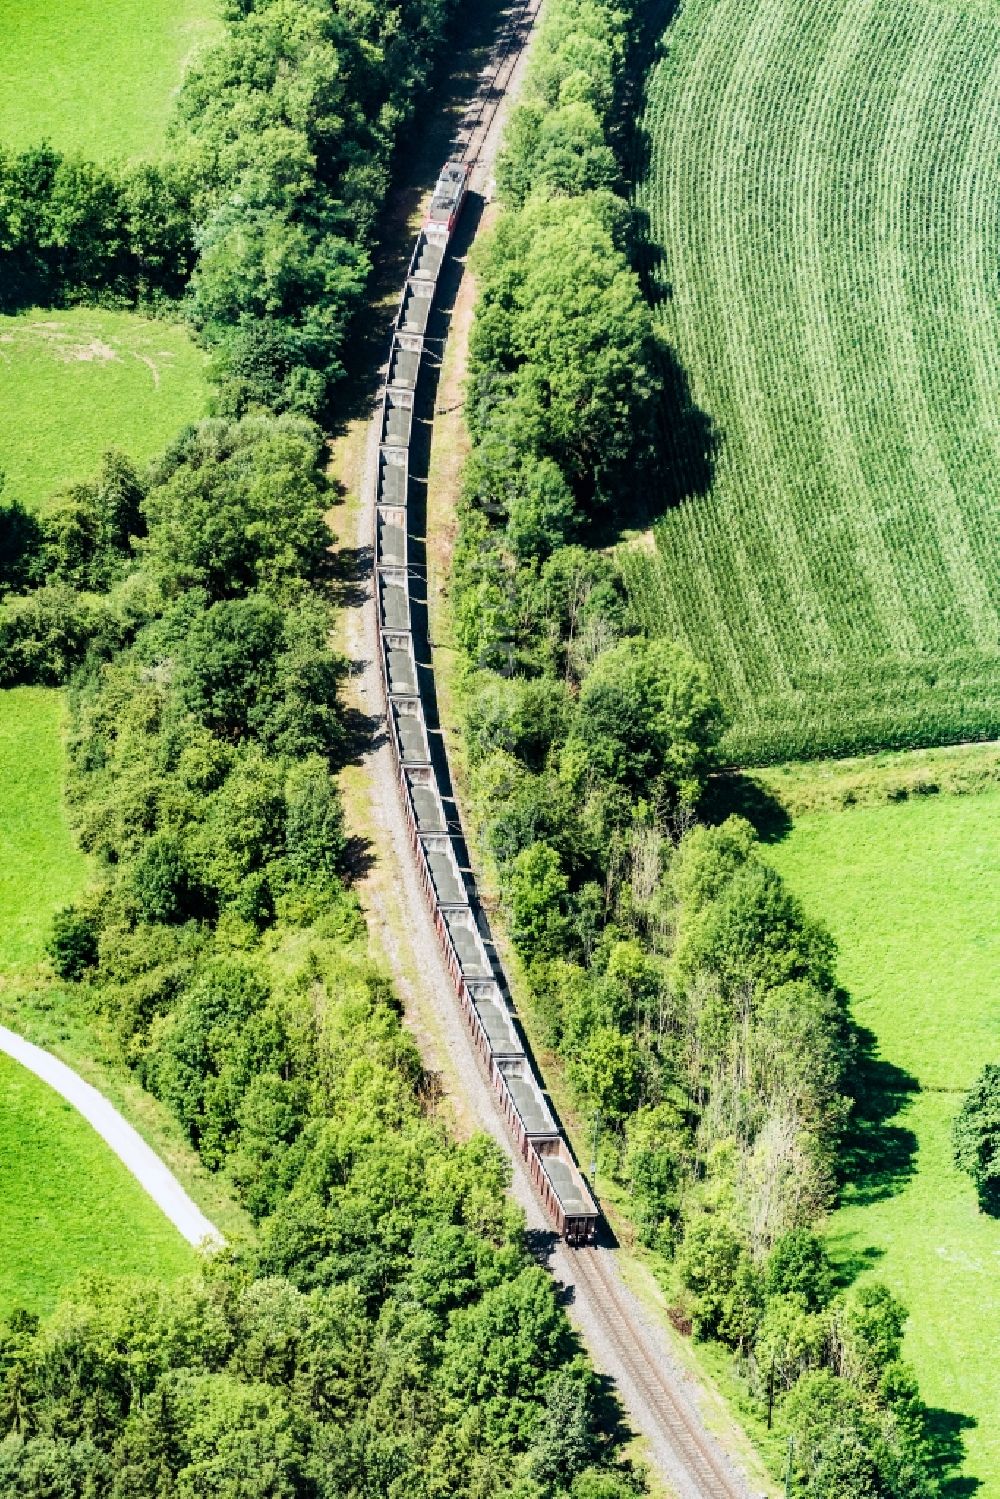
[
  {"x1": 0, "y1": 2, "x2": 644, "y2": 1495},
  {"x1": 449, "y1": 0, "x2": 944, "y2": 1492}
]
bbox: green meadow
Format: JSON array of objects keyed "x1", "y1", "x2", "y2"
[
  {"x1": 0, "y1": 688, "x2": 197, "y2": 1310},
  {"x1": 0, "y1": 309, "x2": 210, "y2": 513},
  {"x1": 0, "y1": 1054, "x2": 196, "y2": 1317},
  {"x1": 768, "y1": 791, "x2": 1000, "y2": 1496},
  {"x1": 0, "y1": 687, "x2": 88, "y2": 971},
  {"x1": 0, "y1": 0, "x2": 220, "y2": 160}
]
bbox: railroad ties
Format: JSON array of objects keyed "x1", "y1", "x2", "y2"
[{"x1": 374, "y1": 164, "x2": 600, "y2": 1246}]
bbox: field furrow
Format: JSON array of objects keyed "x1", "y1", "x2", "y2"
[{"x1": 632, "y1": 0, "x2": 1000, "y2": 764}]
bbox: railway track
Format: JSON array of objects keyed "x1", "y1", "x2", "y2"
[
  {"x1": 360, "y1": 2, "x2": 764, "y2": 1492},
  {"x1": 453, "y1": 0, "x2": 543, "y2": 170},
  {"x1": 574, "y1": 1248, "x2": 752, "y2": 1499}
]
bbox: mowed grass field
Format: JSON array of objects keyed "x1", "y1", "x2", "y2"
[
  {"x1": 0, "y1": 1054, "x2": 195, "y2": 1316},
  {"x1": 625, "y1": 0, "x2": 1000, "y2": 766},
  {"x1": 0, "y1": 688, "x2": 195, "y2": 1310},
  {"x1": 768, "y1": 792, "x2": 1000, "y2": 1496},
  {"x1": 0, "y1": 0, "x2": 219, "y2": 159},
  {"x1": 0, "y1": 688, "x2": 88, "y2": 972},
  {"x1": 0, "y1": 309, "x2": 210, "y2": 513}
]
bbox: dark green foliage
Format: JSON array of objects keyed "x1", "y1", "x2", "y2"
[
  {"x1": 0, "y1": 497, "x2": 44, "y2": 598},
  {"x1": 172, "y1": 0, "x2": 463, "y2": 416},
  {"x1": 46, "y1": 907, "x2": 99, "y2": 981},
  {"x1": 676, "y1": 1217, "x2": 748, "y2": 1342},
  {"x1": 284, "y1": 758, "x2": 346, "y2": 887},
  {"x1": 785, "y1": 1371, "x2": 935, "y2": 1499},
  {"x1": 0, "y1": 146, "x2": 195, "y2": 309},
  {"x1": 468, "y1": 194, "x2": 659, "y2": 511},
  {"x1": 764, "y1": 1231, "x2": 833, "y2": 1313},
  {"x1": 952, "y1": 1062, "x2": 1000, "y2": 1213},
  {"x1": 141, "y1": 417, "x2": 331, "y2": 601},
  {"x1": 0, "y1": 583, "x2": 111, "y2": 687},
  {"x1": 568, "y1": 637, "x2": 721, "y2": 807},
  {"x1": 130, "y1": 831, "x2": 202, "y2": 924},
  {"x1": 42, "y1": 454, "x2": 146, "y2": 591}
]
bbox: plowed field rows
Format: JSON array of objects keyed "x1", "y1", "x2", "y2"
[{"x1": 626, "y1": 0, "x2": 1000, "y2": 765}]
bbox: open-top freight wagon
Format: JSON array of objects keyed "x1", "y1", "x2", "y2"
[{"x1": 373, "y1": 157, "x2": 600, "y2": 1247}]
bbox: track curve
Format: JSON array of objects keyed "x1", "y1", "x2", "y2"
[{"x1": 350, "y1": 3, "x2": 764, "y2": 1493}]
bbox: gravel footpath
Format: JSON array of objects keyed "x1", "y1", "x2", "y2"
[{"x1": 0, "y1": 1025, "x2": 223, "y2": 1249}]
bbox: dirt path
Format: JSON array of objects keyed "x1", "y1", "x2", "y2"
[
  {"x1": 0, "y1": 1026, "x2": 222, "y2": 1250},
  {"x1": 334, "y1": 6, "x2": 771, "y2": 1495}
]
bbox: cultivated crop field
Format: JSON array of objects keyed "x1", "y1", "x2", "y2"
[
  {"x1": 0, "y1": 0, "x2": 219, "y2": 159},
  {"x1": 626, "y1": 0, "x2": 1000, "y2": 765},
  {"x1": 0, "y1": 309, "x2": 210, "y2": 513},
  {"x1": 768, "y1": 791, "x2": 1000, "y2": 1496}
]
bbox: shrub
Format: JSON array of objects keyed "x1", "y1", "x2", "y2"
[
  {"x1": 47, "y1": 907, "x2": 99, "y2": 981},
  {"x1": 952, "y1": 1062, "x2": 1000, "y2": 1212}
]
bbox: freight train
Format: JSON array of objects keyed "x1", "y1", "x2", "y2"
[{"x1": 374, "y1": 161, "x2": 599, "y2": 1246}]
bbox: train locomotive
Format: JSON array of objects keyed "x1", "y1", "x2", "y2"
[{"x1": 374, "y1": 160, "x2": 599, "y2": 1247}]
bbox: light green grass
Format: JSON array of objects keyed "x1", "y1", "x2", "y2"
[
  {"x1": 702, "y1": 738, "x2": 1000, "y2": 832},
  {"x1": 0, "y1": 0, "x2": 220, "y2": 160},
  {"x1": 0, "y1": 687, "x2": 89, "y2": 972},
  {"x1": 768, "y1": 792, "x2": 1000, "y2": 1496},
  {"x1": 627, "y1": 0, "x2": 1000, "y2": 765},
  {"x1": 0, "y1": 690, "x2": 200, "y2": 1312},
  {"x1": 0, "y1": 1052, "x2": 195, "y2": 1317},
  {"x1": 0, "y1": 689, "x2": 248, "y2": 1301},
  {"x1": 0, "y1": 308, "x2": 210, "y2": 513}
]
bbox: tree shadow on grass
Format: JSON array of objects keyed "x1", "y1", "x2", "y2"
[
  {"x1": 838, "y1": 1023, "x2": 919, "y2": 1207},
  {"x1": 613, "y1": 0, "x2": 721, "y2": 532},
  {"x1": 699, "y1": 771, "x2": 792, "y2": 842},
  {"x1": 924, "y1": 1408, "x2": 981, "y2": 1498},
  {"x1": 826, "y1": 1241, "x2": 885, "y2": 1291}
]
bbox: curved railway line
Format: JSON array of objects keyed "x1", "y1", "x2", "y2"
[{"x1": 355, "y1": 3, "x2": 762, "y2": 1492}]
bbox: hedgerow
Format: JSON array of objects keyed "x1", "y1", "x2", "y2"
[
  {"x1": 0, "y1": 6, "x2": 649, "y2": 1496},
  {"x1": 0, "y1": 0, "x2": 465, "y2": 417},
  {"x1": 452, "y1": 0, "x2": 944, "y2": 1490}
]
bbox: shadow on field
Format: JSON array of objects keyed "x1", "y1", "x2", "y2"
[
  {"x1": 925, "y1": 1408, "x2": 982, "y2": 1498},
  {"x1": 699, "y1": 771, "x2": 792, "y2": 842},
  {"x1": 838, "y1": 1024, "x2": 919, "y2": 1207},
  {"x1": 620, "y1": 0, "x2": 720, "y2": 524},
  {"x1": 326, "y1": 0, "x2": 515, "y2": 435}
]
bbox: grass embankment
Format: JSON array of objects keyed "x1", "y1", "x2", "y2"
[
  {"x1": 0, "y1": 1054, "x2": 195, "y2": 1317},
  {"x1": 0, "y1": 309, "x2": 210, "y2": 513},
  {"x1": 0, "y1": 688, "x2": 246, "y2": 1304},
  {"x1": 0, "y1": 688, "x2": 89, "y2": 972},
  {"x1": 768, "y1": 791, "x2": 1000, "y2": 1497},
  {"x1": 625, "y1": 0, "x2": 1000, "y2": 765},
  {"x1": 0, "y1": 0, "x2": 220, "y2": 159}
]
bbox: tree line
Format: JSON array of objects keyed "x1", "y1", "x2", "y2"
[
  {"x1": 450, "y1": 0, "x2": 944, "y2": 1491},
  {"x1": 0, "y1": 416, "x2": 642, "y2": 1499},
  {"x1": 0, "y1": 0, "x2": 461, "y2": 417},
  {"x1": 0, "y1": 2, "x2": 650, "y2": 1493}
]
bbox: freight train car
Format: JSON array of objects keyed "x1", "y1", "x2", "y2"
[
  {"x1": 424, "y1": 160, "x2": 470, "y2": 234},
  {"x1": 373, "y1": 154, "x2": 600, "y2": 1247}
]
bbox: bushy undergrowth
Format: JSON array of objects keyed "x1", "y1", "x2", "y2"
[
  {"x1": 0, "y1": 3, "x2": 650, "y2": 1492},
  {"x1": 451, "y1": 0, "x2": 944, "y2": 1492},
  {"x1": 0, "y1": 414, "x2": 641, "y2": 1499}
]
